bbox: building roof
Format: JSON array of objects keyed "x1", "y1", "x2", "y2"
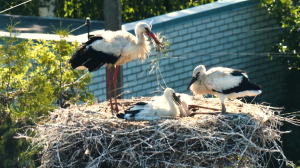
[
  {"x1": 0, "y1": 14, "x2": 104, "y2": 35},
  {"x1": 0, "y1": 0, "x2": 259, "y2": 43}
]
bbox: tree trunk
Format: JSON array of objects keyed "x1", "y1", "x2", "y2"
[
  {"x1": 104, "y1": 0, "x2": 123, "y2": 99},
  {"x1": 38, "y1": 0, "x2": 55, "y2": 17}
]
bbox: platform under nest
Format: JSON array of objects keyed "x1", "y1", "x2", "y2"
[{"x1": 21, "y1": 96, "x2": 300, "y2": 168}]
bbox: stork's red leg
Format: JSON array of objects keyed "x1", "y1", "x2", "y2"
[
  {"x1": 106, "y1": 67, "x2": 114, "y2": 114},
  {"x1": 113, "y1": 66, "x2": 119, "y2": 112}
]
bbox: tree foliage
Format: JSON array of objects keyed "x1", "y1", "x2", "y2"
[
  {"x1": 261, "y1": 0, "x2": 300, "y2": 165},
  {"x1": 261, "y1": 0, "x2": 300, "y2": 110},
  {"x1": 0, "y1": 0, "x2": 215, "y2": 22},
  {"x1": 262, "y1": 0, "x2": 300, "y2": 69},
  {"x1": 0, "y1": 0, "x2": 40, "y2": 16},
  {"x1": 0, "y1": 20, "x2": 93, "y2": 167}
]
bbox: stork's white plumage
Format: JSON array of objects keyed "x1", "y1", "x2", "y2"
[
  {"x1": 68, "y1": 22, "x2": 160, "y2": 113},
  {"x1": 187, "y1": 65, "x2": 262, "y2": 114},
  {"x1": 175, "y1": 93, "x2": 192, "y2": 117},
  {"x1": 151, "y1": 92, "x2": 192, "y2": 117},
  {"x1": 116, "y1": 88, "x2": 181, "y2": 120}
]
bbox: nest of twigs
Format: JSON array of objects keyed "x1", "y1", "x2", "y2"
[{"x1": 20, "y1": 95, "x2": 300, "y2": 168}]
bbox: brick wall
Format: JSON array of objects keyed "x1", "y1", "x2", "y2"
[{"x1": 89, "y1": 0, "x2": 286, "y2": 105}]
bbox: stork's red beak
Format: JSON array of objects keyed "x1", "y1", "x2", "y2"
[{"x1": 147, "y1": 31, "x2": 160, "y2": 45}]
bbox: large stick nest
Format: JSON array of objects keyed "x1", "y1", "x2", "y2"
[{"x1": 22, "y1": 96, "x2": 299, "y2": 168}]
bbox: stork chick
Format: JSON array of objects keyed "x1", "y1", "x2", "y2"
[{"x1": 117, "y1": 88, "x2": 181, "y2": 120}]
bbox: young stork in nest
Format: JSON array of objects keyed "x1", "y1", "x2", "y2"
[
  {"x1": 68, "y1": 22, "x2": 160, "y2": 113},
  {"x1": 187, "y1": 65, "x2": 262, "y2": 114},
  {"x1": 117, "y1": 88, "x2": 181, "y2": 120},
  {"x1": 151, "y1": 92, "x2": 193, "y2": 117},
  {"x1": 173, "y1": 93, "x2": 193, "y2": 117}
]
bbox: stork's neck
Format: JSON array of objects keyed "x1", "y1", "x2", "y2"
[
  {"x1": 200, "y1": 70, "x2": 207, "y2": 80},
  {"x1": 164, "y1": 94, "x2": 178, "y2": 116},
  {"x1": 202, "y1": 68, "x2": 207, "y2": 75},
  {"x1": 136, "y1": 32, "x2": 145, "y2": 45}
]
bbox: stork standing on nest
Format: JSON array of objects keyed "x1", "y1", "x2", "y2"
[
  {"x1": 117, "y1": 88, "x2": 181, "y2": 120},
  {"x1": 68, "y1": 22, "x2": 160, "y2": 113},
  {"x1": 187, "y1": 65, "x2": 262, "y2": 114}
]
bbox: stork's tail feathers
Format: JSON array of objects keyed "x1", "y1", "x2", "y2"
[{"x1": 244, "y1": 77, "x2": 262, "y2": 92}]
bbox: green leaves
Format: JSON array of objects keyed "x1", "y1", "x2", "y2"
[
  {"x1": 0, "y1": 0, "x2": 40, "y2": 16},
  {"x1": 54, "y1": 0, "x2": 215, "y2": 22},
  {"x1": 261, "y1": 0, "x2": 300, "y2": 69},
  {"x1": 262, "y1": 0, "x2": 299, "y2": 28},
  {"x1": 0, "y1": 0, "x2": 215, "y2": 22},
  {"x1": 0, "y1": 19, "x2": 94, "y2": 167}
]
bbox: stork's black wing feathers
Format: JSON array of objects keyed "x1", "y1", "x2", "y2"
[
  {"x1": 125, "y1": 110, "x2": 141, "y2": 117},
  {"x1": 69, "y1": 36, "x2": 103, "y2": 63},
  {"x1": 230, "y1": 70, "x2": 246, "y2": 76},
  {"x1": 87, "y1": 35, "x2": 104, "y2": 44},
  {"x1": 116, "y1": 113, "x2": 125, "y2": 119},
  {"x1": 216, "y1": 76, "x2": 262, "y2": 94},
  {"x1": 135, "y1": 102, "x2": 148, "y2": 105},
  {"x1": 128, "y1": 102, "x2": 148, "y2": 110},
  {"x1": 116, "y1": 109, "x2": 142, "y2": 119},
  {"x1": 79, "y1": 48, "x2": 120, "y2": 72},
  {"x1": 68, "y1": 35, "x2": 120, "y2": 72}
]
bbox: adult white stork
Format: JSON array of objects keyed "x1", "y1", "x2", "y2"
[
  {"x1": 68, "y1": 22, "x2": 160, "y2": 112},
  {"x1": 116, "y1": 88, "x2": 181, "y2": 120},
  {"x1": 187, "y1": 65, "x2": 262, "y2": 114}
]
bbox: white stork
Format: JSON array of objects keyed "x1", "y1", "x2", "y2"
[
  {"x1": 187, "y1": 65, "x2": 262, "y2": 114},
  {"x1": 149, "y1": 92, "x2": 192, "y2": 117},
  {"x1": 68, "y1": 22, "x2": 160, "y2": 112},
  {"x1": 116, "y1": 88, "x2": 181, "y2": 120},
  {"x1": 151, "y1": 92, "x2": 193, "y2": 117}
]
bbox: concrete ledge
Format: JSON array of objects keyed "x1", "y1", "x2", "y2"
[{"x1": 120, "y1": 0, "x2": 260, "y2": 33}]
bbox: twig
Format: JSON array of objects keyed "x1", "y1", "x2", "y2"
[
  {"x1": 189, "y1": 112, "x2": 221, "y2": 116},
  {"x1": 189, "y1": 104, "x2": 221, "y2": 111}
]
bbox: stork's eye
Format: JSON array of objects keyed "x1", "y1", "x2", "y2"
[{"x1": 145, "y1": 28, "x2": 150, "y2": 32}]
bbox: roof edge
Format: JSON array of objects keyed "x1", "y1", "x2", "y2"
[
  {"x1": 0, "y1": 13, "x2": 105, "y2": 23},
  {"x1": 121, "y1": 0, "x2": 260, "y2": 32}
]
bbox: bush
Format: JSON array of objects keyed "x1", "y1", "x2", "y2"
[{"x1": 0, "y1": 19, "x2": 94, "y2": 167}]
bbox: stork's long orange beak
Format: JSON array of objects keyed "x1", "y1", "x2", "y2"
[{"x1": 147, "y1": 31, "x2": 160, "y2": 45}]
